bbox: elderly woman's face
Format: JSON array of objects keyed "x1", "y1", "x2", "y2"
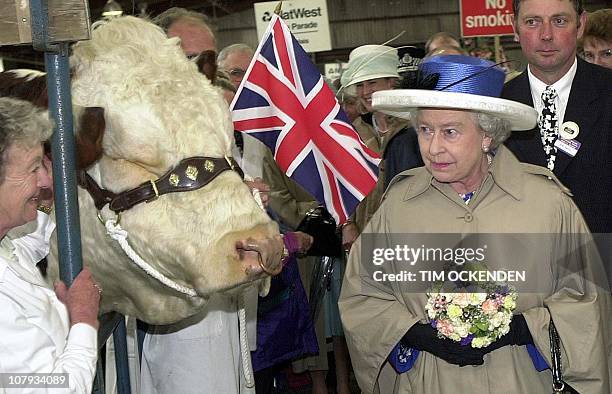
[
  {"x1": 416, "y1": 109, "x2": 491, "y2": 191},
  {"x1": 0, "y1": 143, "x2": 52, "y2": 232}
]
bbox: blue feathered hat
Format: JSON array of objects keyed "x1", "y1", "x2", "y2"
[{"x1": 372, "y1": 55, "x2": 537, "y2": 130}]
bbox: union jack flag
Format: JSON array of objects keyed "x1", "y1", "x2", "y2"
[{"x1": 231, "y1": 14, "x2": 380, "y2": 224}]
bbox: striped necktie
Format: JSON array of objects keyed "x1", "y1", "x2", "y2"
[{"x1": 538, "y1": 86, "x2": 558, "y2": 171}]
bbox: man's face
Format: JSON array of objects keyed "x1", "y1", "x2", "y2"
[
  {"x1": 354, "y1": 78, "x2": 396, "y2": 113},
  {"x1": 220, "y1": 51, "x2": 253, "y2": 89},
  {"x1": 428, "y1": 37, "x2": 460, "y2": 54},
  {"x1": 513, "y1": 0, "x2": 586, "y2": 84},
  {"x1": 0, "y1": 143, "x2": 52, "y2": 233},
  {"x1": 168, "y1": 21, "x2": 216, "y2": 58}
]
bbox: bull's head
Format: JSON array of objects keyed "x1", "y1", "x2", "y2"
[{"x1": 41, "y1": 17, "x2": 279, "y2": 324}]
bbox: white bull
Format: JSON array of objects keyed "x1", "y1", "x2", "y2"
[{"x1": 47, "y1": 16, "x2": 278, "y2": 324}]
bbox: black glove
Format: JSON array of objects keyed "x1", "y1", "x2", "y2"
[
  {"x1": 296, "y1": 206, "x2": 342, "y2": 257},
  {"x1": 481, "y1": 314, "x2": 533, "y2": 354},
  {"x1": 401, "y1": 323, "x2": 485, "y2": 366}
]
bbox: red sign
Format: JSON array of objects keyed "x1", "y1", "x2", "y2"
[{"x1": 460, "y1": 0, "x2": 514, "y2": 37}]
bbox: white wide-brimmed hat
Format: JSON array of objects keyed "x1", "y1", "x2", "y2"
[
  {"x1": 340, "y1": 45, "x2": 400, "y2": 88},
  {"x1": 372, "y1": 55, "x2": 538, "y2": 131}
]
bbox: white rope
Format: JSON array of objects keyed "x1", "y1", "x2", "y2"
[
  {"x1": 104, "y1": 219, "x2": 198, "y2": 297},
  {"x1": 238, "y1": 173, "x2": 264, "y2": 388},
  {"x1": 238, "y1": 296, "x2": 255, "y2": 388}
]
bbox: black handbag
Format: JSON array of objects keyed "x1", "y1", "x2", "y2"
[
  {"x1": 549, "y1": 320, "x2": 580, "y2": 393},
  {"x1": 296, "y1": 206, "x2": 342, "y2": 257}
]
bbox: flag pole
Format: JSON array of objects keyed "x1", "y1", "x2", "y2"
[{"x1": 274, "y1": 1, "x2": 283, "y2": 14}]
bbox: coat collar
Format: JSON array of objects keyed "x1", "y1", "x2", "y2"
[
  {"x1": 397, "y1": 146, "x2": 525, "y2": 202},
  {"x1": 0, "y1": 213, "x2": 53, "y2": 288}
]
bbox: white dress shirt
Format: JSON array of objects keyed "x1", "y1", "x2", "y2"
[
  {"x1": 0, "y1": 212, "x2": 97, "y2": 394},
  {"x1": 528, "y1": 57, "x2": 578, "y2": 125}
]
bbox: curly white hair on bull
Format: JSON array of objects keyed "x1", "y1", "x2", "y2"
[{"x1": 46, "y1": 16, "x2": 278, "y2": 324}]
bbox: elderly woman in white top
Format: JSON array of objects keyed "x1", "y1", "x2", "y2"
[
  {"x1": 0, "y1": 97, "x2": 100, "y2": 393},
  {"x1": 339, "y1": 55, "x2": 611, "y2": 394}
]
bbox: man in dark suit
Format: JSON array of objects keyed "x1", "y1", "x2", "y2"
[{"x1": 503, "y1": 0, "x2": 612, "y2": 235}]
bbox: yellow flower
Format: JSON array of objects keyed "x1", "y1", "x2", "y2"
[
  {"x1": 447, "y1": 304, "x2": 463, "y2": 318},
  {"x1": 503, "y1": 297, "x2": 516, "y2": 310}
]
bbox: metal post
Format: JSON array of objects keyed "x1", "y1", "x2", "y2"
[
  {"x1": 30, "y1": 0, "x2": 83, "y2": 287},
  {"x1": 45, "y1": 47, "x2": 84, "y2": 285}
]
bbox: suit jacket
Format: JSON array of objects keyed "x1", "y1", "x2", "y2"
[{"x1": 502, "y1": 58, "x2": 612, "y2": 234}]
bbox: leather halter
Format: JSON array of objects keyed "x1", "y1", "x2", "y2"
[{"x1": 78, "y1": 156, "x2": 244, "y2": 214}]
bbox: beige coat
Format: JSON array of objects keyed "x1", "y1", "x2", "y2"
[{"x1": 339, "y1": 146, "x2": 611, "y2": 394}]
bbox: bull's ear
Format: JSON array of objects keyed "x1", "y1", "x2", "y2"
[
  {"x1": 196, "y1": 50, "x2": 218, "y2": 83},
  {"x1": 75, "y1": 107, "x2": 105, "y2": 170}
]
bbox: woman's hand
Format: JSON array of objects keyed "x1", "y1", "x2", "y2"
[
  {"x1": 401, "y1": 323, "x2": 485, "y2": 366},
  {"x1": 292, "y1": 231, "x2": 313, "y2": 254},
  {"x1": 341, "y1": 222, "x2": 359, "y2": 252},
  {"x1": 244, "y1": 177, "x2": 270, "y2": 208},
  {"x1": 54, "y1": 268, "x2": 101, "y2": 330}
]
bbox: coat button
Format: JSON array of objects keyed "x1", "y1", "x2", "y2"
[{"x1": 464, "y1": 213, "x2": 473, "y2": 222}]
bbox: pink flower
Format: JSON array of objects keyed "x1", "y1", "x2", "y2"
[
  {"x1": 482, "y1": 299, "x2": 498, "y2": 316},
  {"x1": 436, "y1": 319, "x2": 455, "y2": 337}
]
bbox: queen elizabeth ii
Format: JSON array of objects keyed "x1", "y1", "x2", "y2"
[{"x1": 339, "y1": 55, "x2": 611, "y2": 394}]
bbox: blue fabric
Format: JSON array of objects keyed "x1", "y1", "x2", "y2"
[
  {"x1": 251, "y1": 254, "x2": 319, "y2": 372},
  {"x1": 383, "y1": 126, "x2": 424, "y2": 191},
  {"x1": 420, "y1": 55, "x2": 505, "y2": 97},
  {"x1": 526, "y1": 344, "x2": 549, "y2": 372},
  {"x1": 388, "y1": 342, "x2": 420, "y2": 374}
]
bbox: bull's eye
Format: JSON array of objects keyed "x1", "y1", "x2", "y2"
[
  {"x1": 169, "y1": 173, "x2": 180, "y2": 187},
  {"x1": 185, "y1": 165, "x2": 199, "y2": 181},
  {"x1": 203, "y1": 160, "x2": 215, "y2": 173}
]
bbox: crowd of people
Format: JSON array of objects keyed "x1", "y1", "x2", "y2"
[{"x1": 0, "y1": 0, "x2": 611, "y2": 393}]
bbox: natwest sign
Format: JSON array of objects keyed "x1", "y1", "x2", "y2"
[
  {"x1": 254, "y1": 0, "x2": 332, "y2": 52},
  {"x1": 460, "y1": 0, "x2": 514, "y2": 37}
]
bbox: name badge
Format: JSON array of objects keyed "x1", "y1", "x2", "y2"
[{"x1": 554, "y1": 138, "x2": 581, "y2": 157}]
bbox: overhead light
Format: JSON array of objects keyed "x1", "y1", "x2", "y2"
[{"x1": 102, "y1": 0, "x2": 123, "y2": 18}]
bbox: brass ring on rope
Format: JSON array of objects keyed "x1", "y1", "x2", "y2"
[
  {"x1": 97, "y1": 210, "x2": 121, "y2": 226},
  {"x1": 256, "y1": 250, "x2": 282, "y2": 276}
]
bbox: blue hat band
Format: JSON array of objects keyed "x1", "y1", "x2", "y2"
[{"x1": 420, "y1": 55, "x2": 505, "y2": 98}]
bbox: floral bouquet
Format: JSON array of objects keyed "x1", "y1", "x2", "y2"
[{"x1": 424, "y1": 265, "x2": 517, "y2": 348}]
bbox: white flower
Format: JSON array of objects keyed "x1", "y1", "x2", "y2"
[
  {"x1": 471, "y1": 337, "x2": 490, "y2": 348},
  {"x1": 455, "y1": 323, "x2": 470, "y2": 338},
  {"x1": 490, "y1": 312, "x2": 506, "y2": 328},
  {"x1": 449, "y1": 333, "x2": 462, "y2": 342},
  {"x1": 452, "y1": 293, "x2": 471, "y2": 308},
  {"x1": 469, "y1": 293, "x2": 487, "y2": 305}
]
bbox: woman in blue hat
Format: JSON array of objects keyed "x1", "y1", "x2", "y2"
[{"x1": 338, "y1": 55, "x2": 611, "y2": 394}]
